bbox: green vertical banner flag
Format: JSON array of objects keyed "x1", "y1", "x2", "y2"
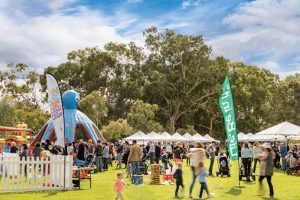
[{"x1": 219, "y1": 76, "x2": 239, "y2": 160}]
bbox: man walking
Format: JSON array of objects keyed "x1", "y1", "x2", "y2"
[
  {"x1": 95, "y1": 140, "x2": 103, "y2": 172},
  {"x1": 206, "y1": 141, "x2": 216, "y2": 176},
  {"x1": 116, "y1": 141, "x2": 124, "y2": 169},
  {"x1": 128, "y1": 140, "x2": 141, "y2": 175},
  {"x1": 149, "y1": 141, "x2": 155, "y2": 164}
]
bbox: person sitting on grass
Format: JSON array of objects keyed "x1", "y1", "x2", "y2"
[
  {"x1": 173, "y1": 162, "x2": 184, "y2": 198},
  {"x1": 114, "y1": 172, "x2": 128, "y2": 200},
  {"x1": 198, "y1": 162, "x2": 215, "y2": 200}
]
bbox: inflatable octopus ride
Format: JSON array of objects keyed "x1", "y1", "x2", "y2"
[{"x1": 31, "y1": 90, "x2": 105, "y2": 146}]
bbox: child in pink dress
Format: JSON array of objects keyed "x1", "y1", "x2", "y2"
[{"x1": 114, "y1": 172, "x2": 127, "y2": 200}]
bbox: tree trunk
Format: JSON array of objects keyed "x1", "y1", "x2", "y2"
[
  {"x1": 209, "y1": 118, "x2": 213, "y2": 135},
  {"x1": 169, "y1": 115, "x2": 176, "y2": 134}
]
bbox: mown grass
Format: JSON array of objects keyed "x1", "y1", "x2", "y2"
[{"x1": 0, "y1": 159, "x2": 299, "y2": 200}]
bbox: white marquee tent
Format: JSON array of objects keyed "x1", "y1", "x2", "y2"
[
  {"x1": 204, "y1": 134, "x2": 219, "y2": 143},
  {"x1": 256, "y1": 121, "x2": 300, "y2": 136},
  {"x1": 287, "y1": 135, "x2": 300, "y2": 140},
  {"x1": 171, "y1": 132, "x2": 186, "y2": 142},
  {"x1": 183, "y1": 132, "x2": 193, "y2": 142},
  {"x1": 124, "y1": 131, "x2": 150, "y2": 142},
  {"x1": 147, "y1": 131, "x2": 162, "y2": 141},
  {"x1": 160, "y1": 131, "x2": 172, "y2": 142},
  {"x1": 192, "y1": 133, "x2": 210, "y2": 142},
  {"x1": 238, "y1": 132, "x2": 248, "y2": 142}
]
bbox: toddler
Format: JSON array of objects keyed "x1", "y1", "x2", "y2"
[
  {"x1": 114, "y1": 172, "x2": 127, "y2": 200},
  {"x1": 173, "y1": 162, "x2": 184, "y2": 198},
  {"x1": 198, "y1": 162, "x2": 214, "y2": 200}
]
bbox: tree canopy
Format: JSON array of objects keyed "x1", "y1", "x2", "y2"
[{"x1": 1, "y1": 27, "x2": 300, "y2": 141}]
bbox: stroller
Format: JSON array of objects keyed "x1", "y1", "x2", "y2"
[
  {"x1": 286, "y1": 158, "x2": 300, "y2": 176},
  {"x1": 239, "y1": 161, "x2": 255, "y2": 181},
  {"x1": 138, "y1": 155, "x2": 149, "y2": 175},
  {"x1": 216, "y1": 155, "x2": 230, "y2": 177}
]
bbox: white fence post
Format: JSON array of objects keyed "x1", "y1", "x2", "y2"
[{"x1": 0, "y1": 153, "x2": 73, "y2": 192}]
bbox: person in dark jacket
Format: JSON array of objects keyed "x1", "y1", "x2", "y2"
[
  {"x1": 10, "y1": 142, "x2": 18, "y2": 153},
  {"x1": 154, "y1": 142, "x2": 161, "y2": 164},
  {"x1": 95, "y1": 140, "x2": 103, "y2": 172},
  {"x1": 174, "y1": 162, "x2": 184, "y2": 198},
  {"x1": 77, "y1": 139, "x2": 86, "y2": 161},
  {"x1": 33, "y1": 143, "x2": 42, "y2": 159}
]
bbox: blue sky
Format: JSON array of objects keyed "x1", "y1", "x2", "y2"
[{"x1": 0, "y1": 0, "x2": 300, "y2": 77}]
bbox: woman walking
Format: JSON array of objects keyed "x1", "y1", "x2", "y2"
[
  {"x1": 241, "y1": 142, "x2": 253, "y2": 182},
  {"x1": 252, "y1": 142, "x2": 262, "y2": 173},
  {"x1": 186, "y1": 142, "x2": 206, "y2": 198},
  {"x1": 258, "y1": 143, "x2": 274, "y2": 198}
]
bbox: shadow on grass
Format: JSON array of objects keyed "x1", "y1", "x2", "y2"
[
  {"x1": 0, "y1": 190, "x2": 68, "y2": 198},
  {"x1": 225, "y1": 187, "x2": 242, "y2": 196}
]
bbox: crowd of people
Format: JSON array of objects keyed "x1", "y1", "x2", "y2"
[{"x1": 1, "y1": 138, "x2": 300, "y2": 199}]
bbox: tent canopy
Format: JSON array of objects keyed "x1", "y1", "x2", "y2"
[
  {"x1": 204, "y1": 134, "x2": 219, "y2": 143},
  {"x1": 238, "y1": 132, "x2": 249, "y2": 142},
  {"x1": 256, "y1": 121, "x2": 300, "y2": 136},
  {"x1": 287, "y1": 135, "x2": 300, "y2": 140},
  {"x1": 183, "y1": 132, "x2": 193, "y2": 141},
  {"x1": 171, "y1": 132, "x2": 186, "y2": 142},
  {"x1": 147, "y1": 131, "x2": 161, "y2": 141},
  {"x1": 160, "y1": 131, "x2": 172, "y2": 141},
  {"x1": 124, "y1": 131, "x2": 150, "y2": 141},
  {"x1": 192, "y1": 133, "x2": 209, "y2": 142}
]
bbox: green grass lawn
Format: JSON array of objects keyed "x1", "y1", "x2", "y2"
[{"x1": 0, "y1": 159, "x2": 299, "y2": 200}]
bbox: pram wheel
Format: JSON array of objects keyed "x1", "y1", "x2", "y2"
[{"x1": 220, "y1": 172, "x2": 223, "y2": 177}]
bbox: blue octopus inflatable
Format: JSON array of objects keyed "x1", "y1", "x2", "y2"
[{"x1": 32, "y1": 90, "x2": 105, "y2": 146}]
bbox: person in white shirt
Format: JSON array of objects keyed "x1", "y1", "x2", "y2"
[
  {"x1": 252, "y1": 142, "x2": 262, "y2": 173},
  {"x1": 241, "y1": 142, "x2": 253, "y2": 182}
]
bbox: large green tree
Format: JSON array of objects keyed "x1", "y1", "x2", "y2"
[
  {"x1": 101, "y1": 119, "x2": 133, "y2": 141},
  {"x1": 127, "y1": 100, "x2": 163, "y2": 133},
  {"x1": 142, "y1": 27, "x2": 228, "y2": 133},
  {"x1": 78, "y1": 91, "x2": 108, "y2": 128}
]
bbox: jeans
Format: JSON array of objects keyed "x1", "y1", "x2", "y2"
[
  {"x1": 117, "y1": 153, "x2": 122, "y2": 169},
  {"x1": 209, "y1": 157, "x2": 215, "y2": 175},
  {"x1": 175, "y1": 181, "x2": 184, "y2": 196},
  {"x1": 131, "y1": 161, "x2": 139, "y2": 175},
  {"x1": 282, "y1": 157, "x2": 287, "y2": 171},
  {"x1": 253, "y1": 158, "x2": 259, "y2": 173},
  {"x1": 242, "y1": 158, "x2": 252, "y2": 179},
  {"x1": 259, "y1": 176, "x2": 274, "y2": 196},
  {"x1": 189, "y1": 166, "x2": 198, "y2": 194},
  {"x1": 95, "y1": 156, "x2": 103, "y2": 172},
  {"x1": 103, "y1": 157, "x2": 108, "y2": 170},
  {"x1": 199, "y1": 182, "x2": 209, "y2": 198}
]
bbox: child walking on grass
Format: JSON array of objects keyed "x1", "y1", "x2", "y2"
[
  {"x1": 198, "y1": 162, "x2": 214, "y2": 200},
  {"x1": 114, "y1": 172, "x2": 127, "y2": 200},
  {"x1": 174, "y1": 162, "x2": 184, "y2": 198}
]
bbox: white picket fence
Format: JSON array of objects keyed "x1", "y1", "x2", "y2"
[{"x1": 0, "y1": 153, "x2": 73, "y2": 192}]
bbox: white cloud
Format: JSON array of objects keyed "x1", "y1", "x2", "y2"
[
  {"x1": 181, "y1": 0, "x2": 202, "y2": 9},
  {"x1": 208, "y1": 0, "x2": 300, "y2": 75},
  {"x1": 0, "y1": 1, "x2": 139, "y2": 70}
]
